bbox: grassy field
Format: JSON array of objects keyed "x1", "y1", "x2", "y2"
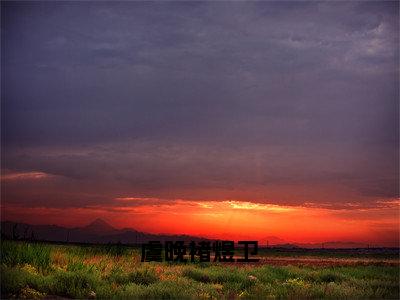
[{"x1": 1, "y1": 240, "x2": 399, "y2": 299}]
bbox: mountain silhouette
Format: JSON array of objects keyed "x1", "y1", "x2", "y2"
[
  {"x1": 1, "y1": 220, "x2": 396, "y2": 249},
  {"x1": 259, "y1": 235, "x2": 286, "y2": 246},
  {"x1": 83, "y1": 218, "x2": 116, "y2": 235},
  {"x1": 0, "y1": 220, "x2": 210, "y2": 245}
]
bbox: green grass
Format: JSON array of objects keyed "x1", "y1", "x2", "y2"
[
  {"x1": 1, "y1": 240, "x2": 51, "y2": 270},
  {"x1": 1, "y1": 240, "x2": 399, "y2": 299}
]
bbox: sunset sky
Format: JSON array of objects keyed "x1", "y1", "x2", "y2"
[{"x1": 1, "y1": 1, "x2": 399, "y2": 246}]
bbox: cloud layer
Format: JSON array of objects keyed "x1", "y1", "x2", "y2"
[{"x1": 2, "y1": 1, "x2": 399, "y2": 212}]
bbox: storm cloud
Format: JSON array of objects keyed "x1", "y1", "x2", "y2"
[{"x1": 2, "y1": 1, "x2": 398, "y2": 210}]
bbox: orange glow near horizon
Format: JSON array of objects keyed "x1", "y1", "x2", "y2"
[{"x1": 2, "y1": 198, "x2": 399, "y2": 247}]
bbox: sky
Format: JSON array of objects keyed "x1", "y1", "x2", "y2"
[{"x1": 1, "y1": 1, "x2": 399, "y2": 246}]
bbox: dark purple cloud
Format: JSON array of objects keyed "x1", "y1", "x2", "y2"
[{"x1": 1, "y1": 1, "x2": 398, "y2": 209}]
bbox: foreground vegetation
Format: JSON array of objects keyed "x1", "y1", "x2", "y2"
[{"x1": 1, "y1": 240, "x2": 399, "y2": 299}]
